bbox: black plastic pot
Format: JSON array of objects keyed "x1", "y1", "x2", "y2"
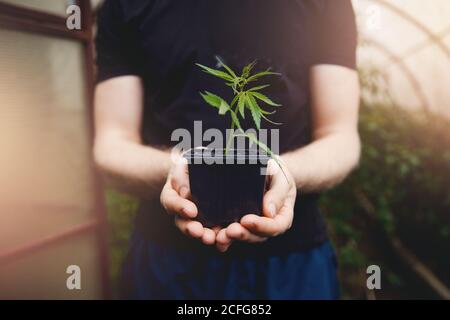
[{"x1": 184, "y1": 148, "x2": 269, "y2": 228}]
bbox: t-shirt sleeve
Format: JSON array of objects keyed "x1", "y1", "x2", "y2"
[
  {"x1": 95, "y1": 0, "x2": 143, "y2": 83},
  {"x1": 311, "y1": 0, "x2": 357, "y2": 69}
]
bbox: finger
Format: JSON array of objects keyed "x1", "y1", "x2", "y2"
[
  {"x1": 160, "y1": 182, "x2": 198, "y2": 218},
  {"x1": 216, "y1": 228, "x2": 233, "y2": 252},
  {"x1": 171, "y1": 157, "x2": 191, "y2": 198},
  {"x1": 263, "y1": 160, "x2": 292, "y2": 218},
  {"x1": 240, "y1": 210, "x2": 292, "y2": 238},
  {"x1": 174, "y1": 218, "x2": 204, "y2": 239},
  {"x1": 201, "y1": 228, "x2": 216, "y2": 245},
  {"x1": 225, "y1": 223, "x2": 267, "y2": 243}
]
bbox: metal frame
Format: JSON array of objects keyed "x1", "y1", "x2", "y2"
[
  {"x1": 371, "y1": 0, "x2": 450, "y2": 60},
  {"x1": 0, "y1": 0, "x2": 111, "y2": 299},
  {"x1": 0, "y1": 1, "x2": 89, "y2": 40},
  {"x1": 364, "y1": 0, "x2": 450, "y2": 113}
]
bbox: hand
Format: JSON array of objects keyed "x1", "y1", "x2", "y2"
[
  {"x1": 215, "y1": 159, "x2": 297, "y2": 252},
  {"x1": 160, "y1": 154, "x2": 217, "y2": 245}
]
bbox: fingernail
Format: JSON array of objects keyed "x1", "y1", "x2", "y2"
[{"x1": 268, "y1": 203, "x2": 276, "y2": 217}]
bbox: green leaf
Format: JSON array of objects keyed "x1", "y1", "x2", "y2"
[
  {"x1": 200, "y1": 91, "x2": 230, "y2": 115},
  {"x1": 215, "y1": 56, "x2": 237, "y2": 79},
  {"x1": 250, "y1": 91, "x2": 282, "y2": 107},
  {"x1": 242, "y1": 61, "x2": 257, "y2": 78},
  {"x1": 248, "y1": 84, "x2": 271, "y2": 92},
  {"x1": 238, "y1": 93, "x2": 246, "y2": 118},
  {"x1": 200, "y1": 91, "x2": 222, "y2": 109},
  {"x1": 230, "y1": 94, "x2": 239, "y2": 108},
  {"x1": 260, "y1": 112, "x2": 282, "y2": 125},
  {"x1": 247, "y1": 95, "x2": 261, "y2": 129},
  {"x1": 247, "y1": 69, "x2": 281, "y2": 82},
  {"x1": 218, "y1": 99, "x2": 230, "y2": 115},
  {"x1": 196, "y1": 63, "x2": 234, "y2": 82},
  {"x1": 258, "y1": 107, "x2": 276, "y2": 115},
  {"x1": 230, "y1": 110, "x2": 242, "y2": 129}
]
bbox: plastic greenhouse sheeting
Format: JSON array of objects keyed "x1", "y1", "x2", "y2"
[{"x1": 353, "y1": 0, "x2": 450, "y2": 117}]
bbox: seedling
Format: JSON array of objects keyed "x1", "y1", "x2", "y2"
[
  {"x1": 185, "y1": 57, "x2": 287, "y2": 227},
  {"x1": 196, "y1": 57, "x2": 282, "y2": 156}
]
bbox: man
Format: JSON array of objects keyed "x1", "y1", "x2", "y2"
[{"x1": 94, "y1": 0, "x2": 360, "y2": 299}]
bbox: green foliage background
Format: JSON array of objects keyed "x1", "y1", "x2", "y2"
[{"x1": 322, "y1": 103, "x2": 450, "y2": 298}]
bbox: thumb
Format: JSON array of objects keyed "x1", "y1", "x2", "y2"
[
  {"x1": 263, "y1": 160, "x2": 290, "y2": 218},
  {"x1": 263, "y1": 187, "x2": 285, "y2": 218},
  {"x1": 171, "y1": 156, "x2": 190, "y2": 198}
]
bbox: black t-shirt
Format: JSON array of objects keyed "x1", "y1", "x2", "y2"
[{"x1": 96, "y1": 0, "x2": 357, "y2": 254}]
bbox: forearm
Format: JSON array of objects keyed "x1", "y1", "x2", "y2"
[
  {"x1": 94, "y1": 137, "x2": 171, "y2": 199},
  {"x1": 93, "y1": 76, "x2": 171, "y2": 199},
  {"x1": 282, "y1": 131, "x2": 360, "y2": 193}
]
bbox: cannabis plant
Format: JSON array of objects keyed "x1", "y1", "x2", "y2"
[{"x1": 196, "y1": 57, "x2": 282, "y2": 155}]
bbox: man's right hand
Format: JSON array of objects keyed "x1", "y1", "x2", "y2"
[{"x1": 160, "y1": 155, "x2": 217, "y2": 245}]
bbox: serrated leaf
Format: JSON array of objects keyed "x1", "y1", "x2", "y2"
[
  {"x1": 200, "y1": 91, "x2": 222, "y2": 109},
  {"x1": 218, "y1": 99, "x2": 230, "y2": 115},
  {"x1": 247, "y1": 95, "x2": 261, "y2": 129},
  {"x1": 250, "y1": 91, "x2": 282, "y2": 107},
  {"x1": 259, "y1": 108, "x2": 276, "y2": 115},
  {"x1": 247, "y1": 69, "x2": 281, "y2": 82},
  {"x1": 238, "y1": 93, "x2": 246, "y2": 118},
  {"x1": 215, "y1": 56, "x2": 237, "y2": 79},
  {"x1": 251, "y1": 108, "x2": 261, "y2": 130},
  {"x1": 200, "y1": 91, "x2": 231, "y2": 116},
  {"x1": 248, "y1": 84, "x2": 271, "y2": 92},
  {"x1": 244, "y1": 94, "x2": 253, "y2": 111},
  {"x1": 242, "y1": 60, "x2": 257, "y2": 78},
  {"x1": 196, "y1": 63, "x2": 234, "y2": 81},
  {"x1": 230, "y1": 94, "x2": 239, "y2": 108}
]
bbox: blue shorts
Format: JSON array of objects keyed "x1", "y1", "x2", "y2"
[{"x1": 120, "y1": 232, "x2": 340, "y2": 300}]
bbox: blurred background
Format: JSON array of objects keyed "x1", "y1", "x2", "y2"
[{"x1": 0, "y1": 0, "x2": 448, "y2": 299}]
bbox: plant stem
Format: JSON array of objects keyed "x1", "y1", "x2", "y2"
[
  {"x1": 225, "y1": 85, "x2": 245, "y2": 155},
  {"x1": 225, "y1": 120, "x2": 235, "y2": 155}
]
